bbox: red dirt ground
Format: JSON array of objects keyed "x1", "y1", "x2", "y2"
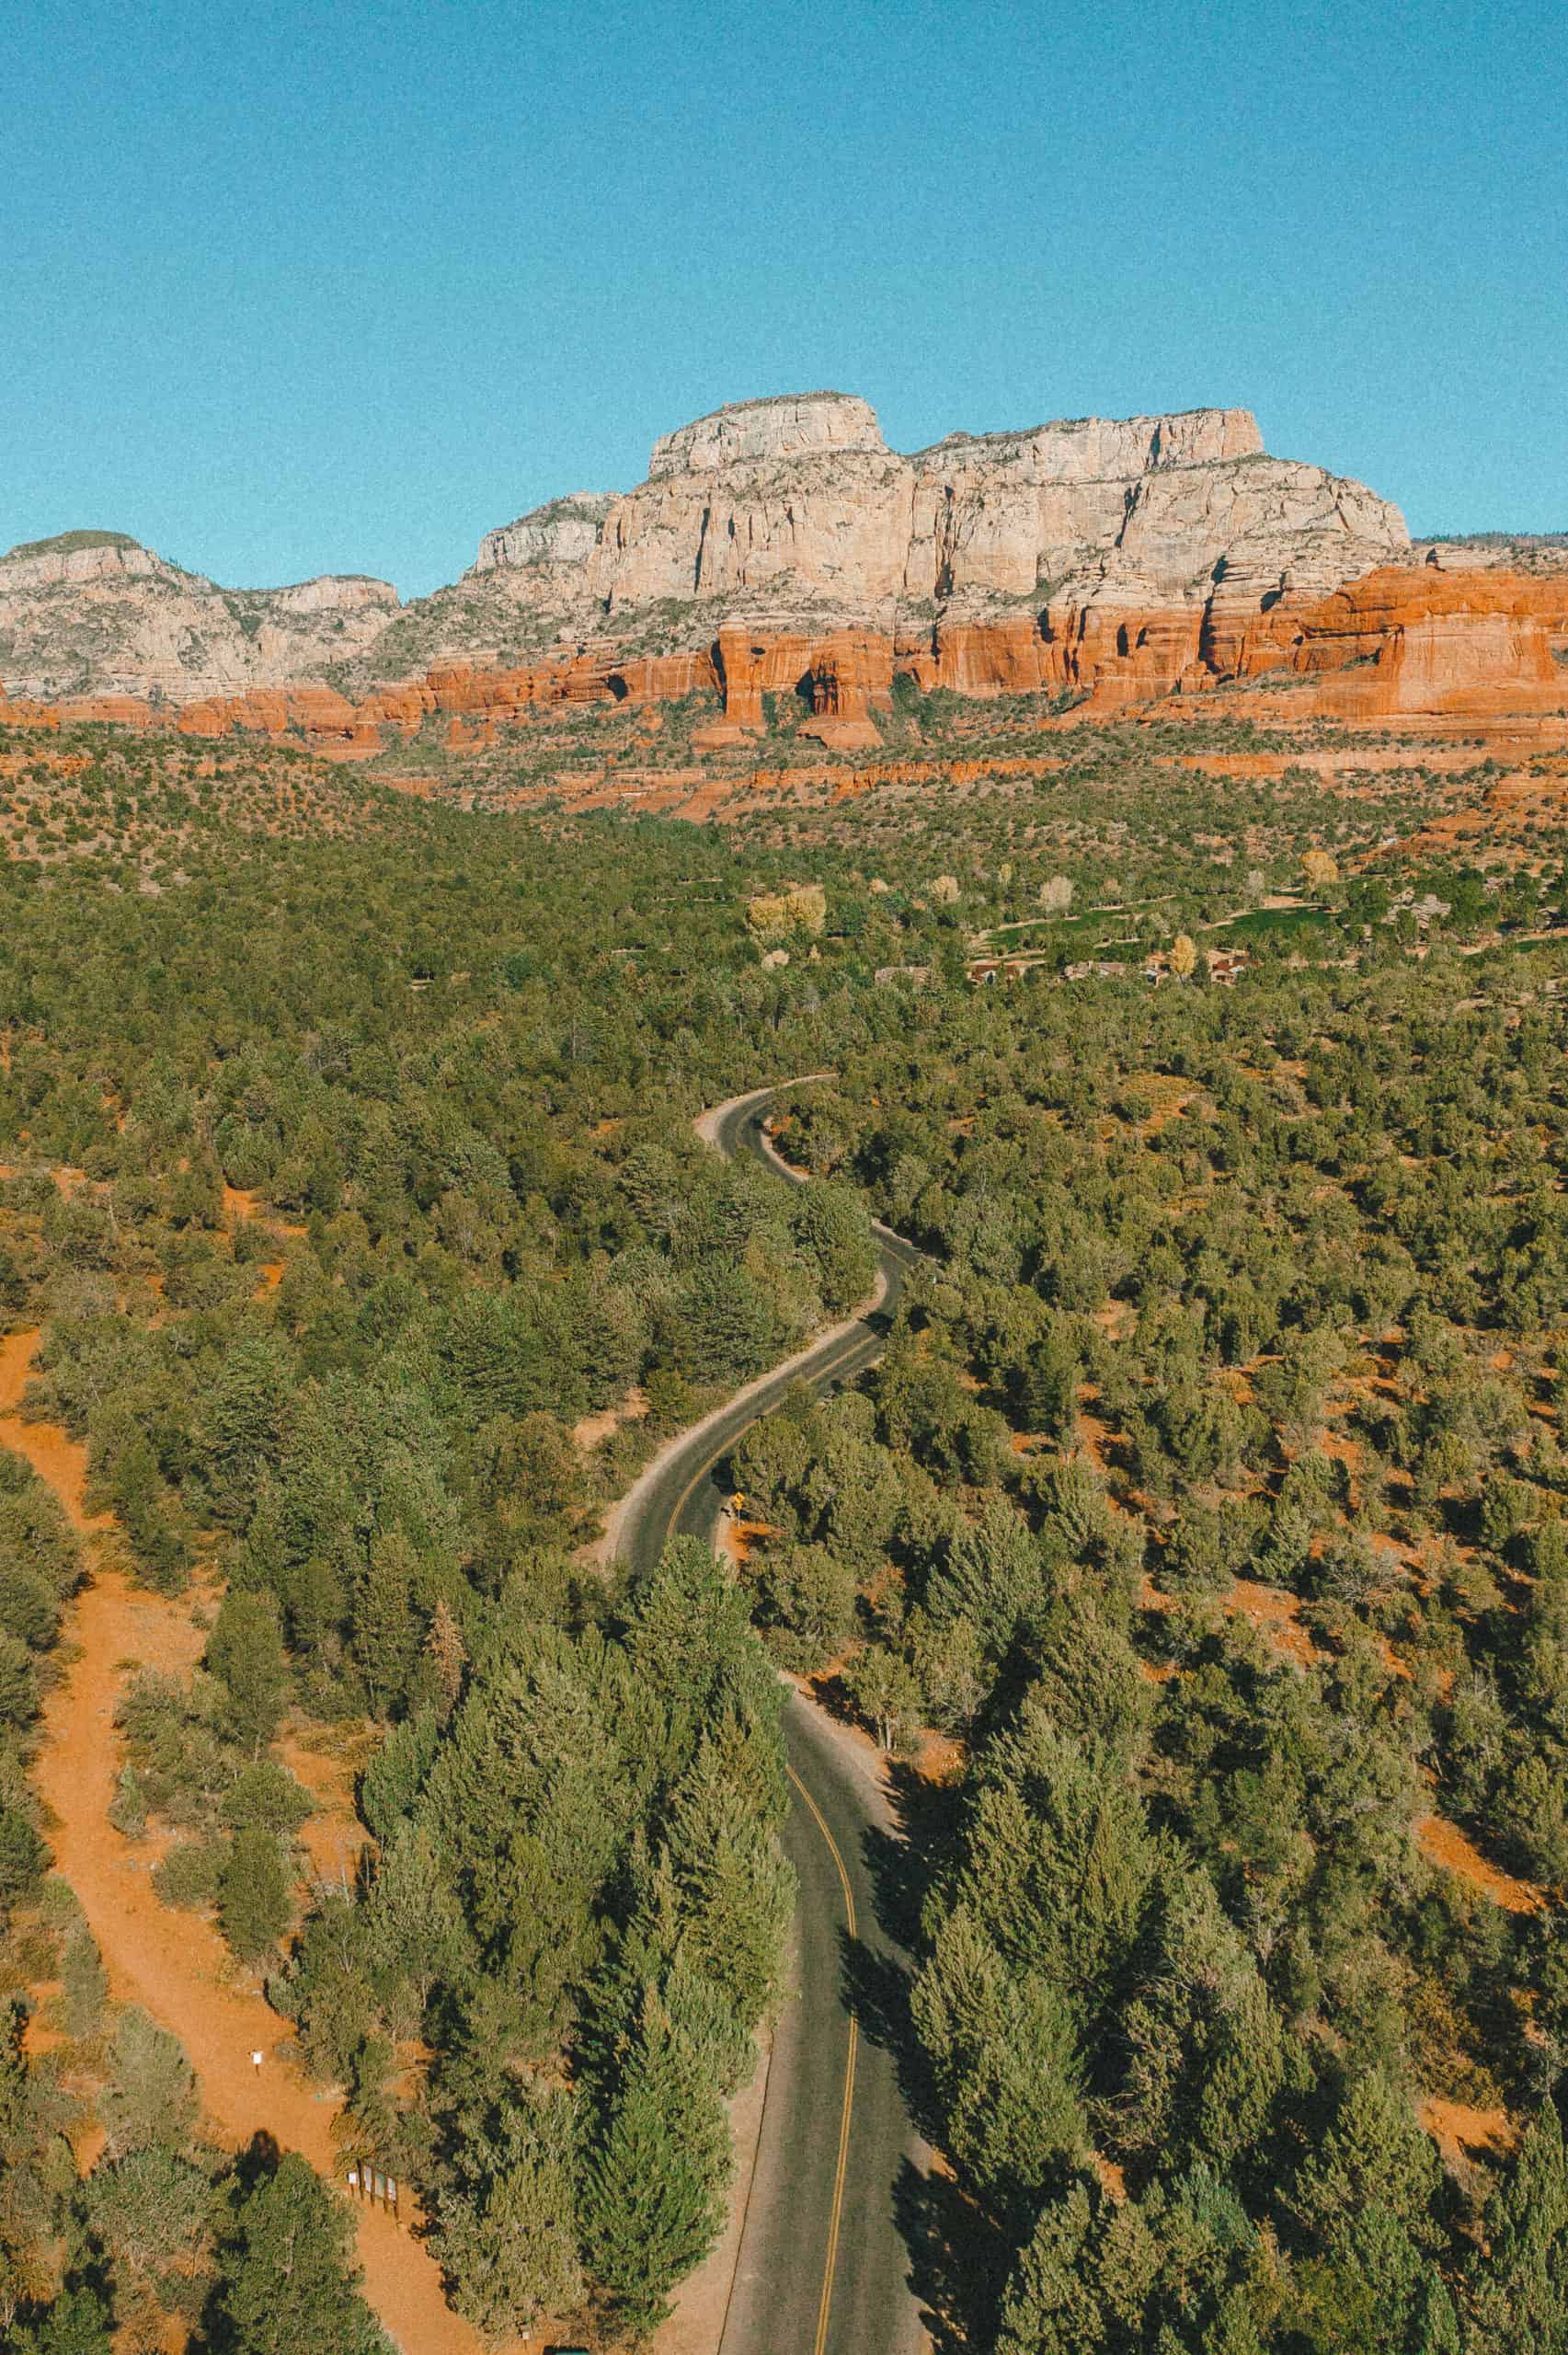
[
  {"x1": 1420, "y1": 2095, "x2": 1515, "y2": 2169},
  {"x1": 1226, "y1": 1578, "x2": 1319, "y2": 1670},
  {"x1": 0, "y1": 1327, "x2": 503, "y2": 2355},
  {"x1": 1414, "y1": 1811, "x2": 1543, "y2": 1915}
]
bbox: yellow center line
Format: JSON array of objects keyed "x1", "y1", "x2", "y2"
[
  {"x1": 647, "y1": 1222, "x2": 871, "y2": 2355},
  {"x1": 788, "y1": 1762, "x2": 858, "y2": 2355}
]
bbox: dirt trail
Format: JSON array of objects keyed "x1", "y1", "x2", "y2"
[{"x1": 0, "y1": 1328, "x2": 498, "y2": 2355}]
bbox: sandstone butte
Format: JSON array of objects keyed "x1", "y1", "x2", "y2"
[{"x1": 2, "y1": 392, "x2": 1565, "y2": 744}]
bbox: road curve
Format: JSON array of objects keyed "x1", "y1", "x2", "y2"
[{"x1": 617, "y1": 1082, "x2": 927, "y2": 2355}]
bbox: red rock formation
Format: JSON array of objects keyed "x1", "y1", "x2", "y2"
[
  {"x1": 177, "y1": 684, "x2": 361, "y2": 741},
  {"x1": 908, "y1": 614, "x2": 1059, "y2": 698},
  {"x1": 1062, "y1": 606, "x2": 1206, "y2": 706},
  {"x1": 1237, "y1": 567, "x2": 1568, "y2": 717},
  {"x1": 799, "y1": 632, "x2": 894, "y2": 749},
  {"x1": 0, "y1": 683, "x2": 60, "y2": 729},
  {"x1": 54, "y1": 695, "x2": 161, "y2": 729},
  {"x1": 608, "y1": 649, "x2": 720, "y2": 706},
  {"x1": 6, "y1": 559, "x2": 1562, "y2": 759},
  {"x1": 711, "y1": 628, "x2": 814, "y2": 731}
]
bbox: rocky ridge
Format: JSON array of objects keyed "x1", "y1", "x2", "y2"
[
  {"x1": 6, "y1": 393, "x2": 1565, "y2": 749},
  {"x1": 0, "y1": 530, "x2": 400, "y2": 703}
]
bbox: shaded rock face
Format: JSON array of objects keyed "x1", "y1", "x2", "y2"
[{"x1": 0, "y1": 532, "x2": 399, "y2": 702}]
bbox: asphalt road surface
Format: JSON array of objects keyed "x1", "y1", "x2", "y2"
[{"x1": 617, "y1": 1083, "x2": 928, "y2": 2355}]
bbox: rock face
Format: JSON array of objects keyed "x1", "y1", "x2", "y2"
[
  {"x1": 0, "y1": 391, "x2": 1469, "y2": 726},
  {"x1": 472, "y1": 494, "x2": 615, "y2": 573},
  {"x1": 0, "y1": 531, "x2": 399, "y2": 703},
  {"x1": 1239, "y1": 566, "x2": 1568, "y2": 717},
  {"x1": 12, "y1": 559, "x2": 1562, "y2": 757},
  {"x1": 475, "y1": 395, "x2": 1405, "y2": 652},
  {"x1": 649, "y1": 392, "x2": 884, "y2": 477}
]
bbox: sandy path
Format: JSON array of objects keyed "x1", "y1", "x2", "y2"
[{"x1": 0, "y1": 1328, "x2": 498, "y2": 2355}]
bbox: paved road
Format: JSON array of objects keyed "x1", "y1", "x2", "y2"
[{"x1": 618, "y1": 1083, "x2": 927, "y2": 2355}]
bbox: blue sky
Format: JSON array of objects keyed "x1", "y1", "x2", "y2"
[{"x1": 6, "y1": 0, "x2": 1565, "y2": 596}]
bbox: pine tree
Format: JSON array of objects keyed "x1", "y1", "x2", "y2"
[
  {"x1": 437, "y1": 2120, "x2": 584, "y2": 2338},
  {"x1": 664, "y1": 1734, "x2": 794, "y2": 2031},
  {"x1": 581, "y1": 2000, "x2": 731, "y2": 2332},
  {"x1": 1465, "y1": 2099, "x2": 1568, "y2": 2354},
  {"x1": 911, "y1": 1904, "x2": 1085, "y2": 2216},
  {"x1": 219, "y1": 1826, "x2": 291, "y2": 1967},
  {"x1": 994, "y1": 2180, "x2": 1108, "y2": 2355},
  {"x1": 205, "y1": 1590, "x2": 289, "y2": 1751},
  {"x1": 423, "y1": 1596, "x2": 466, "y2": 1717},
  {"x1": 209, "y1": 2149, "x2": 388, "y2": 2355},
  {"x1": 1288, "y1": 2070, "x2": 1445, "y2": 2255},
  {"x1": 61, "y1": 1924, "x2": 108, "y2": 2039},
  {"x1": 99, "y1": 2007, "x2": 198, "y2": 2157},
  {"x1": 16, "y1": 2283, "x2": 113, "y2": 2355},
  {"x1": 353, "y1": 1531, "x2": 420, "y2": 1718},
  {"x1": 1017, "y1": 1331, "x2": 1080, "y2": 1441},
  {"x1": 200, "y1": 1333, "x2": 292, "y2": 1528}
]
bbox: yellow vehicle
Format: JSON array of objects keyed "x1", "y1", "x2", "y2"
[{"x1": 728, "y1": 1490, "x2": 746, "y2": 1514}]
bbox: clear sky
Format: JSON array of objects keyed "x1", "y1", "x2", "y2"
[{"x1": 6, "y1": 0, "x2": 1565, "y2": 597}]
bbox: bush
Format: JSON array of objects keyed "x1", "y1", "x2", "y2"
[
  {"x1": 218, "y1": 1827, "x2": 291, "y2": 1966},
  {"x1": 153, "y1": 1836, "x2": 228, "y2": 1912}
]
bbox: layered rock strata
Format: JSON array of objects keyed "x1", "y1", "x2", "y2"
[
  {"x1": 8, "y1": 394, "x2": 1565, "y2": 747},
  {"x1": 8, "y1": 561, "x2": 1562, "y2": 757},
  {"x1": 536, "y1": 396, "x2": 1407, "y2": 658},
  {"x1": 1237, "y1": 565, "x2": 1568, "y2": 717}
]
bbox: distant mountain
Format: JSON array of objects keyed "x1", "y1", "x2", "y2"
[
  {"x1": 0, "y1": 530, "x2": 398, "y2": 702},
  {"x1": 1, "y1": 396, "x2": 1414, "y2": 704}
]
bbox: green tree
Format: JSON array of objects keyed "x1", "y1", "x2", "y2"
[
  {"x1": 353, "y1": 1531, "x2": 421, "y2": 1719},
  {"x1": 1465, "y1": 2099, "x2": 1568, "y2": 2354},
  {"x1": 208, "y1": 2148, "x2": 388, "y2": 2355},
  {"x1": 219, "y1": 1827, "x2": 291, "y2": 1968},
  {"x1": 61, "y1": 1925, "x2": 108, "y2": 2039},
  {"x1": 911, "y1": 1904, "x2": 1086, "y2": 2216},
  {"x1": 99, "y1": 2008, "x2": 198, "y2": 2158},
  {"x1": 1288, "y1": 2070, "x2": 1445, "y2": 2254},
  {"x1": 994, "y1": 2179, "x2": 1109, "y2": 2355},
  {"x1": 435, "y1": 2100, "x2": 584, "y2": 2338},
  {"x1": 14, "y1": 2283, "x2": 113, "y2": 2355},
  {"x1": 83, "y1": 2144, "x2": 211, "y2": 2290},
  {"x1": 205, "y1": 1591, "x2": 289, "y2": 1752},
  {"x1": 581, "y1": 2002, "x2": 731, "y2": 2333}
]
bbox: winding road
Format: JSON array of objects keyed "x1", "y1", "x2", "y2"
[{"x1": 616, "y1": 1083, "x2": 929, "y2": 2355}]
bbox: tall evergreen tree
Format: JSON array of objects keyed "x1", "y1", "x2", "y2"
[
  {"x1": 208, "y1": 2149, "x2": 389, "y2": 2355},
  {"x1": 581, "y1": 1998, "x2": 731, "y2": 2333},
  {"x1": 1465, "y1": 2099, "x2": 1568, "y2": 2354}
]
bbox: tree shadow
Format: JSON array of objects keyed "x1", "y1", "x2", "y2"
[
  {"x1": 892, "y1": 2154, "x2": 1011, "y2": 2354},
  {"x1": 833, "y1": 1753, "x2": 970, "y2": 2145}
]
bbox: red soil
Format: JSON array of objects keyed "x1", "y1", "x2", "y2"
[
  {"x1": 1420, "y1": 2095, "x2": 1515, "y2": 2168},
  {"x1": 276, "y1": 1722, "x2": 375, "y2": 1888},
  {"x1": 1414, "y1": 1812, "x2": 1543, "y2": 1914},
  {"x1": 1225, "y1": 1579, "x2": 1318, "y2": 1670},
  {"x1": 0, "y1": 1329, "x2": 498, "y2": 2355}
]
